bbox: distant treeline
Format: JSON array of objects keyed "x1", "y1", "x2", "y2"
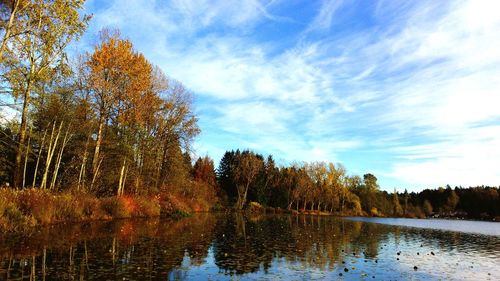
[{"x1": 216, "y1": 150, "x2": 500, "y2": 220}]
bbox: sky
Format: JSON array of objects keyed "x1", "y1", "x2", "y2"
[{"x1": 12, "y1": 0, "x2": 500, "y2": 191}]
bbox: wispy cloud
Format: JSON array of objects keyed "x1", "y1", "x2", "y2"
[
  {"x1": 81, "y1": 0, "x2": 500, "y2": 190},
  {"x1": 304, "y1": 0, "x2": 344, "y2": 33}
]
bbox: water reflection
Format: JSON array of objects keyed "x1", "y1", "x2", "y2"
[{"x1": 0, "y1": 214, "x2": 499, "y2": 280}]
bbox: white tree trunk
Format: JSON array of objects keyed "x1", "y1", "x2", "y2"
[
  {"x1": 22, "y1": 126, "x2": 32, "y2": 188},
  {"x1": 50, "y1": 127, "x2": 71, "y2": 190},
  {"x1": 32, "y1": 129, "x2": 47, "y2": 187},
  {"x1": 41, "y1": 121, "x2": 62, "y2": 189},
  {"x1": 77, "y1": 135, "x2": 91, "y2": 191}
]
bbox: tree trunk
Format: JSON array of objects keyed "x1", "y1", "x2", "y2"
[
  {"x1": 78, "y1": 134, "x2": 91, "y2": 190},
  {"x1": 50, "y1": 127, "x2": 71, "y2": 190},
  {"x1": 14, "y1": 79, "x2": 32, "y2": 188},
  {"x1": 154, "y1": 146, "x2": 163, "y2": 190},
  {"x1": 92, "y1": 117, "x2": 104, "y2": 178},
  {"x1": 22, "y1": 126, "x2": 32, "y2": 188},
  {"x1": 123, "y1": 164, "x2": 129, "y2": 194},
  {"x1": 241, "y1": 182, "x2": 250, "y2": 209},
  {"x1": 32, "y1": 129, "x2": 47, "y2": 187},
  {"x1": 90, "y1": 156, "x2": 103, "y2": 192},
  {"x1": 117, "y1": 160, "x2": 126, "y2": 196},
  {"x1": 41, "y1": 121, "x2": 62, "y2": 189}
]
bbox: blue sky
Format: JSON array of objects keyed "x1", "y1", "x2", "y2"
[{"x1": 45, "y1": 0, "x2": 500, "y2": 191}]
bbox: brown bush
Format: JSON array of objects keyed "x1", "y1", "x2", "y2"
[{"x1": 100, "y1": 196, "x2": 132, "y2": 218}]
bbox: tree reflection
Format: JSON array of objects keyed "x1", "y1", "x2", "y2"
[
  {"x1": 0, "y1": 214, "x2": 218, "y2": 280},
  {"x1": 212, "y1": 214, "x2": 390, "y2": 274},
  {"x1": 0, "y1": 214, "x2": 499, "y2": 280}
]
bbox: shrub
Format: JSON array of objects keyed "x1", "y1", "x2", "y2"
[
  {"x1": 80, "y1": 194, "x2": 107, "y2": 220},
  {"x1": 0, "y1": 189, "x2": 36, "y2": 230},
  {"x1": 248, "y1": 201, "x2": 263, "y2": 212},
  {"x1": 100, "y1": 197, "x2": 131, "y2": 219},
  {"x1": 370, "y1": 207, "x2": 381, "y2": 217},
  {"x1": 0, "y1": 192, "x2": 7, "y2": 217},
  {"x1": 53, "y1": 193, "x2": 83, "y2": 221},
  {"x1": 159, "y1": 192, "x2": 191, "y2": 216},
  {"x1": 16, "y1": 189, "x2": 55, "y2": 225},
  {"x1": 3, "y1": 204, "x2": 36, "y2": 230},
  {"x1": 134, "y1": 196, "x2": 160, "y2": 217},
  {"x1": 170, "y1": 209, "x2": 191, "y2": 220}
]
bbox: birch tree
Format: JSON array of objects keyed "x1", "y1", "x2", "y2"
[
  {"x1": 0, "y1": 0, "x2": 30, "y2": 60},
  {"x1": 2, "y1": 0, "x2": 89, "y2": 187}
]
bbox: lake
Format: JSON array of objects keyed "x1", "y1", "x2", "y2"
[{"x1": 0, "y1": 214, "x2": 499, "y2": 280}]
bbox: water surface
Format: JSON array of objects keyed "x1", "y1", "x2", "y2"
[
  {"x1": 346, "y1": 217, "x2": 500, "y2": 236},
  {"x1": 0, "y1": 214, "x2": 499, "y2": 280}
]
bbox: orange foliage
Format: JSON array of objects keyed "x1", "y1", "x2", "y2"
[
  {"x1": 87, "y1": 29, "x2": 161, "y2": 129},
  {"x1": 121, "y1": 196, "x2": 138, "y2": 215}
]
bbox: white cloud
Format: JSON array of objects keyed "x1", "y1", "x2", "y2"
[
  {"x1": 304, "y1": 0, "x2": 344, "y2": 33},
  {"x1": 81, "y1": 0, "x2": 500, "y2": 189}
]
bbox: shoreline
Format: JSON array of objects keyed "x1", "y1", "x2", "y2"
[
  {"x1": 2, "y1": 188, "x2": 497, "y2": 234},
  {"x1": 2, "y1": 209, "x2": 497, "y2": 235}
]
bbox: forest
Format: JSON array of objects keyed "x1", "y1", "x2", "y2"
[{"x1": 0, "y1": 1, "x2": 499, "y2": 232}]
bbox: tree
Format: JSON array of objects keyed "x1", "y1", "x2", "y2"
[
  {"x1": 423, "y1": 200, "x2": 433, "y2": 216},
  {"x1": 403, "y1": 189, "x2": 409, "y2": 216},
  {"x1": 280, "y1": 166, "x2": 300, "y2": 210},
  {"x1": 231, "y1": 151, "x2": 263, "y2": 209},
  {"x1": 0, "y1": 120, "x2": 16, "y2": 184},
  {"x1": 155, "y1": 78, "x2": 199, "y2": 190},
  {"x1": 351, "y1": 174, "x2": 379, "y2": 214},
  {"x1": 392, "y1": 189, "x2": 403, "y2": 216},
  {"x1": 305, "y1": 162, "x2": 327, "y2": 211},
  {"x1": 86, "y1": 29, "x2": 137, "y2": 187},
  {"x1": 295, "y1": 166, "x2": 313, "y2": 210},
  {"x1": 2, "y1": 0, "x2": 90, "y2": 187},
  {"x1": 192, "y1": 156, "x2": 219, "y2": 205},
  {"x1": 193, "y1": 156, "x2": 217, "y2": 187},
  {"x1": 445, "y1": 190, "x2": 459, "y2": 213},
  {"x1": 251, "y1": 155, "x2": 277, "y2": 206},
  {"x1": 158, "y1": 139, "x2": 191, "y2": 194},
  {"x1": 363, "y1": 173, "x2": 378, "y2": 191},
  {"x1": 217, "y1": 150, "x2": 237, "y2": 202}
]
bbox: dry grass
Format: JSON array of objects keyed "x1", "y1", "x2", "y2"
[
  {"x1": 0, "y1": 189, "x2": 167, "y2": 232},
  {"x1": 0, "y1": 183, "x2": 218, "y2": 232}
]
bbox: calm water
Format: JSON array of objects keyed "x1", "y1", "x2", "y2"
[
  {"x1": 0, "y1": 214, "x2": 499, "y2": 280},
  {"x1": 346, "y1": 217, "x2": 500, "y2": 236}
]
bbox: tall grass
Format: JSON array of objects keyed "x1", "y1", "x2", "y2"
[
  {"x1": 0, "y1": 189, "x2": 164, "y2": 232},
  {"x1": 0, "y1": 185, "x2": 219, "y2": 232}
]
